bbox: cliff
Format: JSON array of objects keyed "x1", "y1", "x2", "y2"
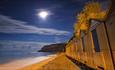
[{"x1": 39, "y1": 43, "x2": 66, "y2": 52}]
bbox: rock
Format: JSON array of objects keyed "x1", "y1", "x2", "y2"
[{"x1": 38, "y1": 43, "x2": 66, "y2": 52}]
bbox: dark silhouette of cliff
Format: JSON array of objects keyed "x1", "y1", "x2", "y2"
[{"x1": 39, "y1": 43, "x2": 66, "y2": 52}]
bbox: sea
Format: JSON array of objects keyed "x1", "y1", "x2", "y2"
[{"x1": 0, "y1": 41, "x2": 54, "y2": 64}]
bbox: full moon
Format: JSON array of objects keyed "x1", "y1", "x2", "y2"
[{"x1": 38, "y1": 11, "x2": 48, "y2": 19}]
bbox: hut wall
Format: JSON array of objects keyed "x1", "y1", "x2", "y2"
[{"x1": 96, "y1": 23, "x2": 114, "y2": 70}]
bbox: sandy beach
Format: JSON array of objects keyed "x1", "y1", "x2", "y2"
[
  {"x1": 21, "y1": 53, "x2": 80, "y2": 70},
  {"x1": 0, "y1": 55, "x2": 56, "y2": 70}
]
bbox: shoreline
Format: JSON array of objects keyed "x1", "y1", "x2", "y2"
[
  {"x1": 0, "y1": 54, "x2": 57, "y2": 70},
  {"x1": 20, "y1": 55, "x2": 57, "y2": 70},
  {"x1": 20, "y1": 53, "x2": 80, "y2": 70}
]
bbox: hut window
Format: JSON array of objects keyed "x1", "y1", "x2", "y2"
[
  {"x1": 82, "y1": 37, "x2": 85, "y2": 52},
  {"x1": 91, "y1": 29, "x2": 100, "y2": 52}
]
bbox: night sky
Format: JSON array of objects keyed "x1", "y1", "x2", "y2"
[{"x1": 0, "y1": 0, "x2": 107, "y2": 43}]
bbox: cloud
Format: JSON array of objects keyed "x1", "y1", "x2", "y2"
[
  {"x1": 0, "y1": 14, "x2": 70, "y2": 36},
  {"x1": 71, "y1": 0, "x2": 88, "y2": 3},
  {"x1": 0, "y1": 40, "x2": 54, "y2": 51}
]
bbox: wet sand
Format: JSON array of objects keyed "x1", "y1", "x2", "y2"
[
  {"x1": 0, "y1": 55, "x2": 56, "y2": 70},
  {"x1": 21, "y1": 53, "x2": 80, "y2": 70},
  {"x1": 0, "y1": 54, "x2": 80, "y2": 70}
]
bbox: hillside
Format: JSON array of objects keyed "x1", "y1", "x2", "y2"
[{"x1": 39, "y1": 43, "x2": 66, "y2": 52}]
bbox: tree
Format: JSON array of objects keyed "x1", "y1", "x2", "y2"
[
  {"x1": 84, "y1": 2, "x2": 106, "y2": 21},
  {"x1": 74, "y1": 1, "x2": 107, "y2": 39}
]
